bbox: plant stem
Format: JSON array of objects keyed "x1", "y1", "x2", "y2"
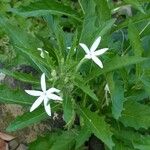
[{"x1": 76, "y1": 57, "x2": 86, "y2": 72}]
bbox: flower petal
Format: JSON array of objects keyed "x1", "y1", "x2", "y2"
[
  {"x1": 47, "y1": 87, "x2": 60, "y2": 94},
  {"x1": 44, "y1": 97, "x2": 51, "y2": 116},
  {"x1": 47, "y1": 93, "x2": 62, "y2": 101},
  {"x1": 94, "y1": 48, "x2": 108, "y2": 56},
  {"x1": 92, "y1": 56, "x2": 103, "y2": 68},
  {"x1": 90, "y1": 36, "x2": 101, "y2": 52},
  {"x1": 41, "y1": 73, "x2": 46, "y2": 92},
  {"x1": 25, "y1": 90, "x2": 42, "y2": 96},
  {"x1": 79, "y1": 43, "x2": 90, "y2": 54},
  {"x1": 30, "y1": 95, "x2": 44, "y2": 112}
]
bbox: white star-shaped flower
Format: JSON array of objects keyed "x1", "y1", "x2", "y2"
[
  {"x1": 25, "y1": 73, "x2": 62, "y2": 116},
  {"x1": 79, "y1": 36, "x2": 108, "y2": 68}
]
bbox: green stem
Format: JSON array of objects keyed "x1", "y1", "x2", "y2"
[{"x1": 76, "y1": 57, "x2": 86, "y2": 72}]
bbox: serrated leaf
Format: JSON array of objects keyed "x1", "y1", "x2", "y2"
[
  {"x1": 0, "y1": 85, "x2": 34, "y2": 105},
  {"x1": 119, "y1": 100, "x2": 150, "y2": 129},
  {"x1": 73, "y1": 77, "x2": 99, "y2": 101},
  {"x1": 79, "y1": 107, "x2": 114, "y2": 149},
  {"x1": 6, "y1": 104, "x2": 60, "y2": 132},
  {"x1": 85, "y1": 56, "x2": 148, "y2": 82},
  {"x1": 10, "y1": 0, "x2": 81, "y2": 22}
]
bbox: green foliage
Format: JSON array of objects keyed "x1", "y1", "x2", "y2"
[
  {"x1": 120, "y1": 100, "x2": 150, "y2": 130},
  {"x1": 0, "y1": 0, "x2": 150, "y2": 149},
  {"x1": 106, "y1": 73, "x2": 124, "y2": 119},
  {"x1": 10, "y1": 0, "x2": 82, "y2": 22},
  {"x1": 0, "y1": 85, "x2": 34, "y2": 105},
  {"x1": 79, "y1": 107, "x2": 114, "y2": 149}
]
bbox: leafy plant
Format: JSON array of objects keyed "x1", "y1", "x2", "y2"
[{"x1": 0, "y1": 0, "x2": 150, "y2": 149}]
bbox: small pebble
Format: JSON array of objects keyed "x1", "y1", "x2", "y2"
[{"x1": 9, "y1": 139, "x2": 19, "y2": 150}]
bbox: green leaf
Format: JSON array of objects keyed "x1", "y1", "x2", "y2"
[
  {"x1": 29, "y1": 130, "x2": 76, "y2": 150},
  {"x1": 128, "y1": 22, "x2": 144, "y2": 77},
  {"x1": 0, "y1": 85, "x2": 34, "y2": 105},
  {"x1": 0, "y1": 16, "x2": 52, "y2": 75},
  {"x1": 119, "y1": 100, "x2": 150, "y2": 129},
  {"x1": 95, "y1": 19, "x2": 116, "y2": 37},
  {"x1": 114, "y1": 128, "x2": 150, "y2": 150},
  {"x1": 0, "y1": 68, "x2": 39, "y2": 85},
  {"x1": 94, "y1": 0, "x2": 111, "y2": 24},
  {"x1": 79, "y1": 0, "x2": 112, "y2": 46},
  {"x1": 50, "y1": 130, "x2": 76, "y2": 150},
  {"x1": 75, "y1": 126, "x2": 91, "y2": 149},
  {"x1": 111, "y1": 81, "x2": 124, "y2": 120},
  {"x1": 6, "y1": 104, "x2": 60, "y2": 132},
  {"x1": 66, "y1": 29, "x2": 79, "y2": 63},
  {"x1": 79, "y1": 107, "x2": 114, "y2": 149},
  {"x1": 10, "y1": 0, "x2": 81, "y2": 22},
  {"x1": 53, "y1": 21, "x2": 66, "y2": 59},
  {"x1": 106, "y1": 73, "x2": 124, "y2": 119},
  {"x1": 73, "y1": 77, "x2": 99, "y2": 101},
  {"x1": 85, "y1": 56, "x2": 148, "y2": 82},
  {"x1": 113, "y1": 141, "x2": 134, "y2": 150},
  {"x1": 29, "y1": 132, "x2": 59, "y2": 150},
  {"x1": 63, "y1": 95, "x2": 75, "y2": 125},
  {"x1": 128, "y1": 22, "x2": 143, "y2": 56}
]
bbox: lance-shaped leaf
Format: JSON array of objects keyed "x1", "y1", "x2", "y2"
[
  {"x1": 6, "y1": 104, "x2": 60, "y2": 132},
  {"x1": 63, "y1": 95, "x2": 75, "y2": 125},
  {"x1": 128, "y1": 23, "x2": 143, "y2": 56},
  {"x1": 0, "y1": 85, "x2": 34, "y2": 105},
  {"x1": 85, "y1": 56, "x2": 148, "y2": 82},
  {"x1": 79, "y1": 107, "x2": 114, "y2": 149}
]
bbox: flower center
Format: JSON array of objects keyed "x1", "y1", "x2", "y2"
[{"x1": 43, "y1": 91, "x2": 47, "y2": 97}]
